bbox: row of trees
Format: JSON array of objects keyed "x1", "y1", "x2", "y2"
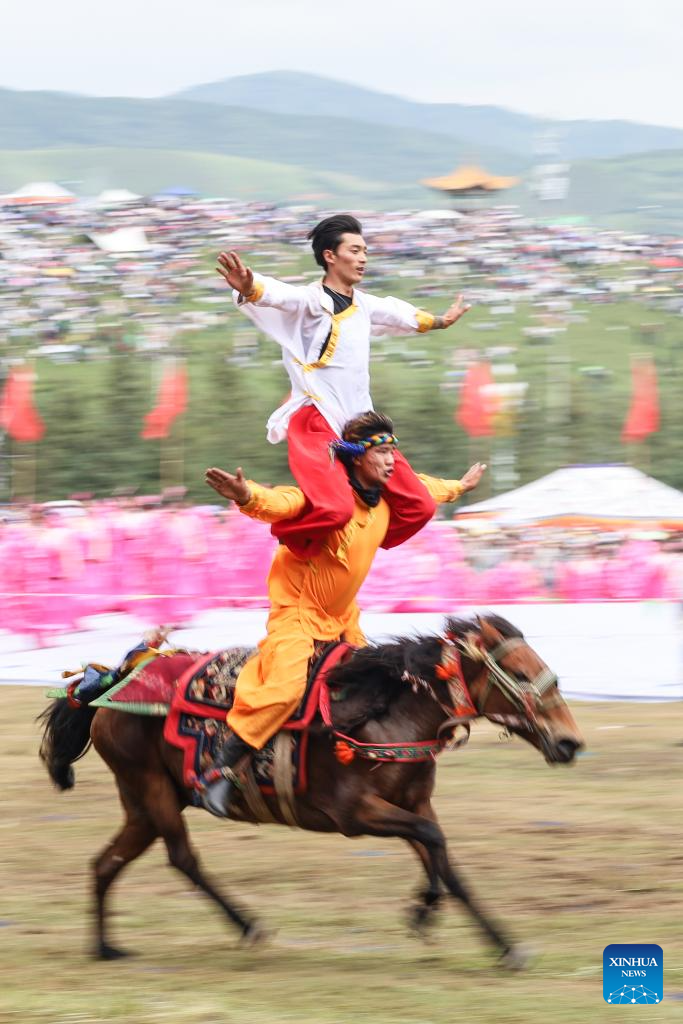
[{"x1": 1, "y1": 317, "x2": 680, "y2": 503}]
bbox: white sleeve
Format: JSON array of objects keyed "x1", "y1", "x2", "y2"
[
  {"x1": 364, "y1": 292, "x2": 435, "y2": 338},
  {"x1": 232, "y1": 273, "x2": 307, "y2": 314},
  {"x1": 232, "y1": 273, "x2": 308, "y2": 356}
]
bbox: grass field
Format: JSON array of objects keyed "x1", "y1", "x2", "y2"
[
  {"x1": 0, "y1": 148, "x2": 407, "y2": 208},
  {"x1": 2, "y1": 689, "x2": 682, "y2": 1023}
]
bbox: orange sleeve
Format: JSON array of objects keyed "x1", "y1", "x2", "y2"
[
  {"x1": 417, "y1": 473, "x2": 464, "y2": 504},
  {"x1": 238, "y1": 482, "x2": 307, "y2": 523}
]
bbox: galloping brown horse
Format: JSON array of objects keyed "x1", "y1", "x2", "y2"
[{"x1": 39, "y1": 614, "x2": 583, "y2": 966}]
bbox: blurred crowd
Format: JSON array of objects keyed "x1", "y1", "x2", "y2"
[
  {"x1": 1, "y1": 193, "x2": 682, "y2": 366},
  {"x1": 1, "y1": 498, "x2": 681, "y2": 640}
]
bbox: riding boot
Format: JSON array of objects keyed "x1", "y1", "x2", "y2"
[{"x1": 201, "y1": 731, "x2": 255, "y2": 819}]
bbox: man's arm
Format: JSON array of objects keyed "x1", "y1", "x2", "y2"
[
  {"x1": 205, "y1": 467, "x2": 306, "y2": 523},
  {"x1": 216, "y1": 250, "x2": 307, "y2": 313},
  {"x1": 365, "y1": 291, "x2": 471, "y2": 337},
  {"x1": 417, "y1": 461, "x2": 487, "y2": 504}
]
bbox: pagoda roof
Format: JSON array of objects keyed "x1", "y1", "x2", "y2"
[{"x1": 421, "y1": 165, "x2": 519, "y2": 194}]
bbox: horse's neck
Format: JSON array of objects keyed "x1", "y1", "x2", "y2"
[{"x1": 359, "y1": 685, "x2": 444, "y2": 744}]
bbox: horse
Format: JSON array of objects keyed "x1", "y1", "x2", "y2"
[{"x1": 39, "y1": 613, "x2": 584, "y2": 967}]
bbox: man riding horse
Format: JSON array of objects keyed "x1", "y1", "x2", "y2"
[{"x1": 202, "y1": 410, "x2": 486, "y2": 817}]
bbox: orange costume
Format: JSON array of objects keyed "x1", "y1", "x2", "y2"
[{"x1": 227, "y1": 473, "x2": 465, "y2": 748}]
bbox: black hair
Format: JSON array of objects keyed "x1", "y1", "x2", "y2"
[
  {"x1": 342, "y1": 410, "x2": 394, "y2": 444},
  {"x1": 307, "y1": 214, "x2": 363, "y2": 270}
]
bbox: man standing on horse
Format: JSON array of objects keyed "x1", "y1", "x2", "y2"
[
  {"x1": 217, "y1": 215, "x2": 470, "y2": 561},
  {"x1": 201, "y1": 411, "x2": 486, "y2": 817}
]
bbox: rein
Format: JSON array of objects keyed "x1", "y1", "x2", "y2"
[
  {"x1": 318, "y1": 629, "x2": 560, "y2": 766},
  {"x1": 318, "y1": 640, "x2": 477, "y2": 765}
]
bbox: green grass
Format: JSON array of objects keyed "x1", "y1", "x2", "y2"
[
  {"x1": 3, "y1": 691, "x2": 682, "y2": 1022},
  {"x1": 0, "y1": 148, "x2": 413, "y2": 207}
]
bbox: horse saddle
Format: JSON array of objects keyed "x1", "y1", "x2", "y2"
[{"x1": 87, "y1": 639, "x2": 353, "y2": 724}]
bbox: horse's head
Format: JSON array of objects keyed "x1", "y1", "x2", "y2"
[{"x1": 444, "y1": 614, "x2": 584, "y2": 765}]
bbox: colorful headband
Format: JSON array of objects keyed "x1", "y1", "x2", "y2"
[{"x1": 329, "y1": 432, "x2": 398, "y2": 462}]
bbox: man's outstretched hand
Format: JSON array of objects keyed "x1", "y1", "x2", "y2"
[
  {"x1": 460, "y1": 462, "x2": 487, "y2": 493},
  {"x1": 205, "y1": 467, "x2": 252, "y2": 506},
  {"x1": 441, "y1": 294, "x2": 471, "y2": 328},
  {"x1": 216, "y1": 251, "x2": 254, "y2": 296}
]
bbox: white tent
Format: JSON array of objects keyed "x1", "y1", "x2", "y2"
[
  {"x1": 460, "y1": 465, "x2": 683, "y2": 525},
  {"x1": 87, "y1": 226, "x2": 151, "y2": 254},
  {"x1": 92, "y1": 189, "x2": 142, "y2": 206},
  {"x1": 0, "y1": 181, "x2": 75, "y2": 204},
  {"x1": 413, "y1": 209, "x2": 465, "y2": 221}
]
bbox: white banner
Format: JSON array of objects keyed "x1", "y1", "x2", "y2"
[{"x1": 1, "y1": 603, "x2": 681, "y2": 701}]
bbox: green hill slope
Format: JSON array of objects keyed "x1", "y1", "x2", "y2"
[
  {"x1": 0, "y1": 87, "x2": 523, "y2": 183},
  {"x1": 175, "y1": 70, "x2": 683, "y2": 161},
  {"x1": 3, "y1": 145, "x2": 683, "y2": 232},
  {"x1": 566, "y1": 150, "x2": 683, "y2": 233},
  {"x1": 0, "y1": 147, "x2": 438, "y2": 206}
]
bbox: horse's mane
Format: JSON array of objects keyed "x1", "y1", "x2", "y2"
[{"x1": 327, "y1": 614, "x2": 523, "y2": 730}]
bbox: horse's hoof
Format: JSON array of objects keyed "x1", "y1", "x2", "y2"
[
  {"x1": 238, "y1": 923, "x2": 270, "y2": 948},
  {"x1": 500, "y1": 943, "x2": 534, "y2": 971},
  {"x1": 96, "y1": 943, "x2": 133, "y2": 961},
  {"x1": 407, "y1": 903, "x2": 439, "y2": 944}
]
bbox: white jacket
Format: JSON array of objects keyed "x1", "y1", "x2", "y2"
[{"x1": 233, "y1": 275, "x2": 435, "y2": 442}]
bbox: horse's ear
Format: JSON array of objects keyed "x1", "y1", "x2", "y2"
[
  {"x1": 477, "y1": 615, "x2": 502, "y2": 649},
  {"x1": 461, "y1": 631, "x2": 485, "y2": 662}
]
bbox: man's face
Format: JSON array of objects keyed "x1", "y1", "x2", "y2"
[
  {"x1": 353, "y1": 443, "x2": 395, "y2": 489},
  {"x1": 324, "y1": 233, "x2": 368, "y2": 285}
]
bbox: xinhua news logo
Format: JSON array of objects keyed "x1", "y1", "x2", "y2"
[{"x1": 603, "y1": 944, "x2": 663, "y2": 1004}]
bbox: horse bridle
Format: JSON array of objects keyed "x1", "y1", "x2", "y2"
[
  {"x1": 475, "y1": 637, "x2": 561, "y2": 724},
  {"x1": 434, "y1": 634, "x2": 561, "y2": 743}
]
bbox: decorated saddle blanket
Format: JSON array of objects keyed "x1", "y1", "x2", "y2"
[
  {"x1": 61, "y1": 639, "x2": 353, "y2": 800},
  {"x1": 163, "y1": 642, "x2": 351, "y2": 799}
]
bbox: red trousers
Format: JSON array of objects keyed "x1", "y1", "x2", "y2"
[{"x1": 272, "y1": 406, "x2": 436, "y2": 558}]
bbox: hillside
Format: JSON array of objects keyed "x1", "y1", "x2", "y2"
[
  {"x1": 3, "y1": 82, "x2": 683, "y2": 231},
  {"x1": 175, "y1": 70, "x2": 683, "y2": 161},
  {"x1": 566, "y1": 150, "x2": 683, "y2": 234},
  {"x1": 0, "y1": 147, "x2": 422, "y2": 207},
  {"x1": 3, "y1": 144, "x2": 683, "y2": 233},
  {"x1": 0, "y1": 87, "x2": 523, "y2": 185}
]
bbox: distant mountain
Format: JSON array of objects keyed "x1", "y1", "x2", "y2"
[
  {"x1": 0, "y1": 87, "x2": 523, "y2": 186},
  {"x1": 175, "y1": 71, "x2": 683, "y2": 161},
  {"x1": 3, "y1": 83, "x2": 683, "y2": 233}
]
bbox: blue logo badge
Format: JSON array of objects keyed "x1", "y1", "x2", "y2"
[{"x1": 603, "y1": 944, "x2": 663, "y2": 1004}]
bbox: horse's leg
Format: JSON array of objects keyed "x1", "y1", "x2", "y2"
[
  {"x1": 93, "y1": 791, "x2": 158, "y2": 960},
  {"x1": 353, "y1": 794, "x2": 514, "y2": 959},
  {"x1": 406, "y1": 838, "x2": 442, "y2": 939},
  {"x1": 142, "y1": 773, "x2": 262, "y2": 944},
  {"x1": 405, "y1": 801, "x2": 443, "y2": 939}
]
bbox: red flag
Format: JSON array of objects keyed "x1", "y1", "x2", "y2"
[
  {"x1": 621, "y1": 358, "x2": 659, "y2": 443},
  {"x1": 455, "y1": 361, "x2": 497, "y2": 437},
  {"x1": 0, "y1": 368, "x2": 45, "y2": 442},
  {"x1": 141, "y1": 366, "x2": 188, "y2": 440}
]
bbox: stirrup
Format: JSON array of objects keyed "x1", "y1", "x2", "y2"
[
  {"x1": 200, "y1": 765, "x2": 241, "y2": 789},
  {"x1": 200, "y1": 767, "x2": 240, "y2": 819}
]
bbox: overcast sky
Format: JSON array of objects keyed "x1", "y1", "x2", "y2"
[{"x1": 2, "y1": 0, "x2": 681, "y2": 127}]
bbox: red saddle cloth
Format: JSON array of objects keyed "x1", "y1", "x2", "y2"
[
  {"x1": 92, "y1": 652, "x2": 199, "y2": 713},
  {"x1": 162, "y1": 641, "x2": 354, "y2": 794}
]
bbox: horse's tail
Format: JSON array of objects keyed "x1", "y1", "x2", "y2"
[{"x1": 38, "y1": 698, "x2": 97, "y2": 791}]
